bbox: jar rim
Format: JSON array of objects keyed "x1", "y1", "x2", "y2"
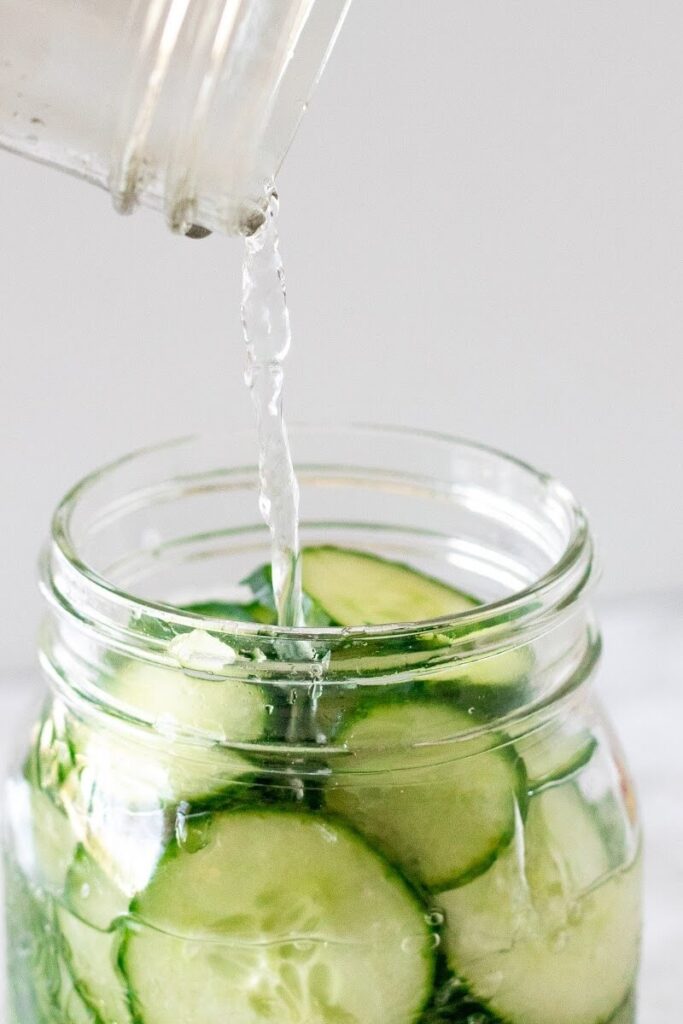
[{"x1": 46, "y1": 424, "x2": 593, "y2": 656}]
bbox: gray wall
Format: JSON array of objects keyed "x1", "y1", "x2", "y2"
[{"x1": 2, "y1": 0, "x2": 681, "y2": 670}]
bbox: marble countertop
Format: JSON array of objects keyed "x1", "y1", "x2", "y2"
[{"x1": 1, "y1": 590, "x2": 681, "y2": 1022}]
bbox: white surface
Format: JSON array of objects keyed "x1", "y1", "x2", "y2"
[
  {"x1": 0, "y1": 592, "x2": 681, "y2": 1020},
  {"x1": 2, "y1": 0, "x2": 683, "y2": 668}
]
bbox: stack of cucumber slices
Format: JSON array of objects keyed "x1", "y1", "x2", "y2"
[{"x1": 17, "y1": 547, "x2": 640, "y2": 1024}]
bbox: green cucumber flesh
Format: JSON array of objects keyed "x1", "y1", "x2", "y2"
[
  {"x1": 55, "y1": 956, "x2": 101, "y2": 1024},
  {"x1": 440, "y1": 784, "x2": 641, "y2": 1024},
  {"x1": 58, "y1": 908, "x2": 131, "y2": 1024},
  {"x1": 301, "y1": 547, "x2": 532, "y2": 695},
  {"x1": 425, "y1": 643, "x2": 532, "y2": 692},
  {"x1": 301, "y1": 546, "x2": 477, "y2": 625},
  {"x1": 58, "y1": 846, "x2": 132, "y2": 1022},
  {"x1": 57, "y1": 637, "x2": 266, "y2": 890},
  {"x1": 110, "y1": 645, "x2": 264, "y2": 743},
  {"x1": 326, "y1": 701, "x2": 525, "y2": 890},
  {"x1": 63, "y1": 642, "x2": 263, "y2": 818},
  {"x1": 64, "y1": 844, "x2": 128, "y2": 930},
  {"x1": 123, "y1": 808, "x2": 434, "y2": 1024}
]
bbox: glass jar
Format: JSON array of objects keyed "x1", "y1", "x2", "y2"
[
  {"x1": 2, "y1": 427, "x2": 642, "y2": 1024},
  {"x1": 0, "y1": 0, "x2": 351, "y2": 235}
]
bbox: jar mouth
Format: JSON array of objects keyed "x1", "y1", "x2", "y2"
[{"x1": 44, "y1": 425, "x2": 593, "y2": 669}]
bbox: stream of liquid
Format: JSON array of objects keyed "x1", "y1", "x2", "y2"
[{"x1": 241, "y1": 191, "x2": 305, "y2": 628}]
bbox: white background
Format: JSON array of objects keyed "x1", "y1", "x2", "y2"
[{"x1": 2, "y1": 0, "x2": 682, "y2": 669}]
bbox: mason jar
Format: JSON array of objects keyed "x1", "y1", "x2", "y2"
[
  {"x1": 0, "y1": 0, "x2": 351, "y2": 235},
  {"x1": 2, "y1": 427, "x2": 642, "y2": 1024}
]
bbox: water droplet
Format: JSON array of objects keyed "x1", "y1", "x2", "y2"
[
  {"x1": 79, "y1": 883, "x2": 91, "y2": 901},
  {"x1": 426, "y1": 910, "x2": 444, "y2": 927},
  {"x1": 401, "y1": 934, "x2": 429, "y2": 954},
  {"x1": 468, "y1": 707, "x2": 476, "y2": 715},
  {"x1": 291, "y1": 778, "x2": 305, "y2": 802},
  {"x1": 175, "y1": 809, "x2": 212, "y2": 853}
]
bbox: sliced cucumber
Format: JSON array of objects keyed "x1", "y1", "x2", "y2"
[
  {"x1": 517, "y1": 724, "x2": 598, "y2": 793},
  {"x1": 301, "y1": 547, "x2": 532, "y2": 700},
  {"x1": 57, "y1": 846, "x2": 133, "y2": 1023},
  {"x1": 123, "y1": 808, "x2": 434, "y2": 1024},
  {"x1": 326, "y1": 701, "x2": 525, "y2": 890},
  {"x1": 55, "y1": 955, "x2": 101, "y2": 1024},
  {"x1": 64, "y1": 844, "x2": 128, "y2": 930},
  {"x1": 440, "y1": 784, "x2": 642, "y2": 1024},
  {"x1": 66, "y1": 637, "x2": 264, "y2": 805},
  {"x1": 111, "y1": 639, "x2": 264, "y2": 742},
  {"x1": 58, "y1": 637, "x2": 266, "y2": 892},
  {"x1": 59, "y1": 909, "x2": 130, "y2": 1024},
  {"x1": 425, "y1": 643, "x2": 532, "y2": 694},
  {"x1": 301, "y1": 546, "x2": 477, "y2": 625}
]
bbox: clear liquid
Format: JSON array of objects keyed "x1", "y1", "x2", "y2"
[{"x1": 241, "y1": 191, "x2": 304, "y2": 628}]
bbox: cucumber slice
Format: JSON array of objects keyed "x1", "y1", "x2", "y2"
[
  {"x1": 66, "y1": 638, "x2": 264, "y2": 806},
  {"x1": 440, "y1": 785, "x2": 642, "y2": 1024},
  {"x1": 64, "y1": 844, "x2": 128, "y2": 930},
  {"x1": 59, "y1": 909, "x2": 130, "y2": 1024},
  {"x1": 425, "y1": 643, "x2": 532, "y2": 694},
  {"x1": 326, "y1": 701, "x2": 525, "y2": 890},
  {"x1": 301, "y1": 546, "x2": 477, "y2": 625},
  {"x1": 301, "y1": 547, "x2": 532, "y2": 699},
  {"x1": 517, "y1": 725, "x2": 598, "y2": 792},
  {"x1": 55, "y1": 955, "x2": 101, "y2": 1024},
  {"x1": 59, "y1": 637, "x2": 266, "y2": 892},
  {"x1": 58, "y1": 846, "x2": 132, "y2": 1022},
  {"x1": 111, "y1": 639, "x2": 265, "y2": 742},
  {"x1": 123, "y1": 808, "x2": 434, "y2": 1024}
]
